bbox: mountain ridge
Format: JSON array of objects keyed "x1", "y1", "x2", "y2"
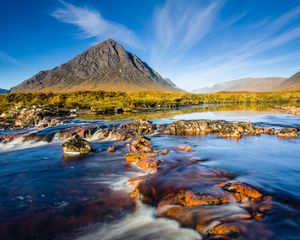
[
  {"x1": 11, "y1": 39, "x2": 181, "y2": 93},
  {"x1": 276, "y1": 71, "x2": 300, "y2": 91},
  {"x1": 193, "y1": 77, "x2": 287, "y2": 93}
]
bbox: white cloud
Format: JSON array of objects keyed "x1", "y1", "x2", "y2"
[
  {"x1": 0, "y1": 51, "x2": 19, "y2": 64},
  {"x1": 167, "y1": 5, "x2": 300, "y2": 90},
  {"x1": 51, "y1": 0, "x2": 142, "y2": 49},
  {"x1": 150, "y1": 0, "x2": 222, "y2": 66}
]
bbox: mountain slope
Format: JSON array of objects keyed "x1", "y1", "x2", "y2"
[
  {"x1": 11, "y1": 39, "x2": 180, "y2": 93},
  {"x1": 276, "y1": 71, "x2": 300, "y2": 91},
  {"x1": 193, "y1": 77, "x2": 287, "y2": 93},
  {"x1": 0, "y1": 89, "x2": 7, "y2": 94}
]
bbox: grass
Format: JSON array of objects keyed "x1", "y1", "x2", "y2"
[{"x1": 0, "y1": 91, "x2": 300, "y2": 115}]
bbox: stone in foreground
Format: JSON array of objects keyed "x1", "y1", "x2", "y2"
[{"x1": 62, "y1": 135, "x2": 93, "y2": 155}]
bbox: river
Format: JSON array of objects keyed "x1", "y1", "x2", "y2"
[{"x1": 0, "y1": 109, "x2": 299, "y2": 239}]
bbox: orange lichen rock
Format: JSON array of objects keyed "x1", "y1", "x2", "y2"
[
  {"x1": 107, "y1": 146, "x2": 115, "y2": 152},
  {"x1": 136, "y1": 159, "x2": 161, "y2": 173},
  {"x1": 125, "y1": 152, "x2": 157, "y2": 163},
  {"x1": 206, "y1": 224, "x2": 240, "y2": 239},
  {"x1": 218, "y1": 181, "x2": 263, "y2": 203},
  {"x1": 176, "y1": 190, "x2": 230, "y2": 207},
  {"x1": 176, "y1": 145, "x2": 193, "y2": 152},
  {"x1": 162, "y1": 206, "x2": 194, "y2": 227},
  {"x1": 131, "y1": 136, "x2": 153, "y2": 152}
]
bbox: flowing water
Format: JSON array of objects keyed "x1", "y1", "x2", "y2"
[{"x1": 0, "y1": 109, "x2": 299, "y2": 239}]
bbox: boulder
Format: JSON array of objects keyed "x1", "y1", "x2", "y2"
[
  {"x1": 164, "y1": 120, "x2": 210, "y2": 135},
  {"x1": 92, "y1": 128, "x2": 132, "y2": 141},
  {"x1": 125, "y1": 152, "x2": 158, "y2": 163},
  {"x1": 275, "y1": 128, "x2": 298, "y2": 138},
  {"x1": 120, "y1": 119, "x2": 154, "y2": 135},
  {"x1": 131, "y1": 136, "x2": 153, "y2": 152},
  {"x1": 107, "y1": 146, "x2": 116, "y2": 152},
  {"x1": 176, "y1": 145, "x2": 193, "y2": 152},
  {"x1": 62, "y1": 135, "x2": 93, "y2": 155},
  {"x1": 218, "y1": 181, "x2": 263, "y2": 203},
  {"x1": 59, "y1": 126, "x2": 99, "y2": 140}
]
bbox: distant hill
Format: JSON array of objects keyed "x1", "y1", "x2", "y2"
[
  {"x1": 192, "y1": 77, "x2": 287, "y2": 93},
  {"x1": 11, "y1": 39, "x2": 181, "y2": 93},
  {"x1": 0, "y1": 89, "x2": 7, "y2": 94},
  {"x1": 276, "y1": 71, "x2": 300, "y2": 91}
]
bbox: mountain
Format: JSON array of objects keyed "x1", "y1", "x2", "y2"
[
  {"x1": 192, "y1": 77, "x2": 287, "y2": 93},
  {"x1": 11, "y1": 39, "x2": 181, "y2": 93},
  {"x1": 276, "y1": 71, "x2": 300, "y2": 91},
  {"x1": 0, "y1": 89, "x2": 7, "y2": 94}
]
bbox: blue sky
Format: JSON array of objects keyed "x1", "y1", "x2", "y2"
[{"x1": 1, "y1": 0, "x2": 300, "y2": 91}]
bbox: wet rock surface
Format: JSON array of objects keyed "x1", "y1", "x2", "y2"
[
  {"x1": 0, "y1": 105, "x2": 73, "y2": 129},
  {"x1": 275, "y1": 128, "x2": 298, "y2": 138},
  {"x1": 120, "y1": 119, "x2": 154, "y2": 135},
  {"x1": 62, "y1": 135, "x2": 93, "y2": 155},
  {"x1": 163, "y1": 120, "x2": 298, "y2": 139}
]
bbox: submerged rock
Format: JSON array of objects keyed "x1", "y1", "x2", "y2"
[
  {"x1": 107, "y1": 146, "x2": 116, "y2": 152},
  {"x1": 176, "y1": 145, "x2": 193, "y2": 152},
  {"x1": 62, "y1": 135, "x2": 93, "y2": 155}
]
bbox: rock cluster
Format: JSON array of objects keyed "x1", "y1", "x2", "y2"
[
  {"x1": 120, "y1": 119, "x2": 154, "y2": 135},
  {"x1": 125, "y1": 136, "x2": 162, "y2": 174},
  {"x1": 0, "y1": 105, "x2": 72, "y2": 129},
  {"x1": 275, "y1": 128, "x2": 298, "y2": 138},
  {"x1": 125, "y1": 133, "x2": 275, "y2": 239},
  {"x1": 59, "y1": 125, "x2": 99, "y2": 140},
  {"x1": 164, "y1": 120, "x2": 298, "y2": 139},
  {"x1": 92, "y1": 120, "x2": 154, "y2": 141}
]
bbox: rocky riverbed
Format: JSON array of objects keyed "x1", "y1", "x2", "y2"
[{"x1": 0, "y1": 108, "x2": 299, "y2": 239}]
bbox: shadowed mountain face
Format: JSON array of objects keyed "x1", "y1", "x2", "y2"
[
  {"x1": 276, "y1": 71, "x2": 300, "y2": 91},
  {"x1": 0, "y1": 89, "x2": 7, "y2": 94},
  {"x1": 193, "y1": 77, "x2": 287, "y2": 93},
  {"x1": 11, "y1": 39, "x2": 181, "y2": 93}
]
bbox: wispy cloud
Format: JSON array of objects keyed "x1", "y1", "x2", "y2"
[
  {"x1": 51, "y1": 0, "x2": 142, "y2": 48},
  {"x1": 150, "y1": 0, "x2": 222, "y2": 66},
  {"x1": 168, "y1": 5, "x2": 300, "y2": 90},
  {"x1": 0, "y1": 51, "x2": 19, "y2": 64}
]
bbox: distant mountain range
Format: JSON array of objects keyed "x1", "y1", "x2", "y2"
[
  {"x1": 11, "y1": 39, "x2": 181, "y2": 93},
  {"x1": 0, "y1": 89, "x2": 7, "y2": 94},
  {"x1": 276, "y1": 71, "x2": 300, "y2": 91},
  {"x1": 193, "y1": 74, "x2": 300, "y2": 93}
]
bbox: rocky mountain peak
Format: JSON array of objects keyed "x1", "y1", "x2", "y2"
[{"x1": 11, "y1": 39, "x2": 181, "y2": 93}]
